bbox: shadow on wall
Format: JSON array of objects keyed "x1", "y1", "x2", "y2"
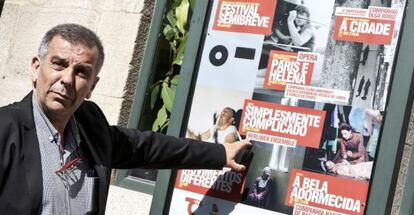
[{"x1": 0, "y1": 0, "x2": 4, "y2": 17}]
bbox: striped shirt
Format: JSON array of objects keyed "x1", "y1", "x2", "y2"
[{"x1": 32, "y1": 94, "x2": 96, "y2": 214}]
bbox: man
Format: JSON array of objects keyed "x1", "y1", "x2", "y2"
[
  {"x1": 187, "y1": 107, "x2": 238, "y2": 144},
  {"x1": 0, "y1": 24, "x2": 250, "y2": 214}
]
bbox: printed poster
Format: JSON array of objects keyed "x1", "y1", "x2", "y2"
[
  {"x1": 213, "y1": 0, "x2": 278, "y2": 35},
  {"x1": 333, "y1": 6, "x2": 398, "y2": 45},
  {"x1": 239, "y1": 99, "x2": 325, "y2": 148},
  {"x1": 169, "y1": 0, "x2": 406, "y2": 214},
  {"x1": 264, "y1": 51, "x2": 317, "y2": 91}
]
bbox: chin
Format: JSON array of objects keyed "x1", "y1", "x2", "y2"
[{"x1": 45, "y1": 102, "x2": 72, "y2": 114}]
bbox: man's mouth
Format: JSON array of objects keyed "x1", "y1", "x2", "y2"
[{"x1": 51, "y1": 91, "x2": 74, "y2": 102}]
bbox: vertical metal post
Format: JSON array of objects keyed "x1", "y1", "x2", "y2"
[
  {"x1": 150, "y1": 1, "x2": 210, "y2": 214},
  {"x1": 366, "y1": 0, "x2": 414, "y2": 214}
]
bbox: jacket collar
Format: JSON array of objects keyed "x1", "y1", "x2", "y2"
[
  {"x1": 18, "y1": 92, "x2": 109, "y2": 214},
  {"x1": 18, "y1": 92, "x2": 43, "y2": 213}
]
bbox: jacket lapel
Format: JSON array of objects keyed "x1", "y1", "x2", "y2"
[
  {"x1": 77, "y1": 122, "x2": 109, "y2": 214},
  {"x1": 19, "y1": 93, "x2": 43, "y2": 213}
]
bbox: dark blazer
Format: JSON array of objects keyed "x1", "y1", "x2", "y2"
[{"x1": 0, "y1": 93, "x2": 226, "y2": 215}]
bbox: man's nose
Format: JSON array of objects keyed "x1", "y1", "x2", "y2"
[{"x1": 60, "y1": 67, "x2": 75, "y2": 86}]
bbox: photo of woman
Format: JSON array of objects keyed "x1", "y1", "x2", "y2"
[{"x1": 332, "y1": 122, "x2": 369, "y2": 164}]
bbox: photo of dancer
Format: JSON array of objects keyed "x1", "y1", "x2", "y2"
[
  {"x1": 184, "y1": 85, "x2": 249, "y2": 146},
  {"x1": 258, "y1": 0, "x2": 334, "y2": 69},
  {"x1": 322, "y1": 160, "x2": 373, "y2": 181},
  {"x1": 264, "y1": 4, "x2": 315, "y2": 52},
  {"x1": 332, "y1": 122, "x2": 369, "y2": 165},
  {"x1": 187, "y1": 107, "x2": 239, "y2": 144},
  {"x1": 302, "y1": 104, "x2": 383, "y2": 181},
  {"x1": 244, "y1": 167, "x2": 273, "y2": 208}
]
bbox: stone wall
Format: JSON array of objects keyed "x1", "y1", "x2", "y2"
[
  {"x1": 0, "y1": 0, "x2": 149, "y2": 125},
  {"x1": 1, "y1": 0, "x2": 413, "y2": 215},
  {"x1": 391, "y1": 99, "x2": 414, "y2": 214},
  {"x1": 0, "y1": 0, "x2": 154, "y2": 214}
]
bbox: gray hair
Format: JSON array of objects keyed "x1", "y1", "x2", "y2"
[{"x1": 38, "y1": 23, "x2": 105, "y2": 72}]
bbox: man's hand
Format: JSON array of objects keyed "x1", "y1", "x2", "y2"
[
  {"x1": 223, "y1": 139, "x2": 252, "y2": 172},
  {"x1": 186, "y1": 128, "x2": 201, "y2": 140}
]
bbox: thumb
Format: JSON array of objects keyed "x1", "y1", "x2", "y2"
[
  {"x1": 223, "y1": 139, "x2": 252, "y2": 172},
  {"x1": 227, "y1": 160, "x2": 246, "y2": 172}
]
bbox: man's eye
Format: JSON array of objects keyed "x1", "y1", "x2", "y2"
[
  {"x1": 75, "y1": 67, "x2": 91, "y2": 78},
  {"x1": 51, "y1": 61, "x2": 65, "y2": 70}
]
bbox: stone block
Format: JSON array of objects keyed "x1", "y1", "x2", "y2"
[
  {"x1": 6, "y1": 6, "x2": 99, "y2": 78},
  {"x1": 406, "y1": 103, "x2": 414, "y2": 145},
  {"x1": 0, "y1": 74, "x2": 32, "y2": 106},
  {"x1": 89, "y1": 94, "x2": 123, "y2": 125},
  {"x1": 0, "y1": 3, "x2": 20, "y2": 78},
  {"x1": 38, "y1": 0, "x2": 103, "y2": 12},
  {"x1": 105, "y1": 185, "x2": 151, "y2": 215},
  {"x1": 102, "y1": 0, "x2": 144, "y2": 13},
  {"x1": 4, "y1": 0, "x2": 31, "y2": 5},
  {"x1": 94, "y1": 11, "x2": 141, "y2": 98}
]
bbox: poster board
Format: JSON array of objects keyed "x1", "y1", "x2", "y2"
[{"x1": 158, "y1": 0, "x2": 411, "y2": 214}]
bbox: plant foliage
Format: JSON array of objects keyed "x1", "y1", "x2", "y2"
[{"x1": 150, "y1": 0, "x2": 193, "y2": 132}]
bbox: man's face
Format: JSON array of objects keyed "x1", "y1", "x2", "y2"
[
  {"x1": 31, "y1": 35, "x2": 99, "y2": 119},
  {"x1": 217, "y1": 107, "x2": 234, "y2": 126}
]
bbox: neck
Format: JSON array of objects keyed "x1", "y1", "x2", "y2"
[
  {"x1": 47, "y1": 113, "x2": 70, "y2": 135},
  {"x1": 33, "y1": 90, "x2": 71, "y2": 135},
  {"x1": 217, "y1": 123, "x2": 230, "y2": 130}
]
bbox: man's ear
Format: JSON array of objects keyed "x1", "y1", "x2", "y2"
[
  {"x1": 86, "y1": 76, "x2": 99, "y2": 99},
  {"x1": 31, "y1": 56, "x2": 41, "y2": 87},
  {"x1": 229, "y1": 117, "x2": 235, "y2": 125}
]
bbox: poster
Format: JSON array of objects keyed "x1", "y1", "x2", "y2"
[{"x1": 169, "y1": 0, "x2": 406, "y2": 214}]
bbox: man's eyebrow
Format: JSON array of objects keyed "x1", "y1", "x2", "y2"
[
  {"x1": 74, "y1": 63, "x2": 93, "y2": 72},
  {"x1": 50, "y1": 55, "x2": 69, "y2": 64},
  {"x1": 76, "y1": 62, "x2": 95, "y2": 72}
]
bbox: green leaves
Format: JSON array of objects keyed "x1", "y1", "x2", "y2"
[
  {"x1": 150, "y1": 75, "x2": 180, "y2": 132},
  {"x1": 152, "y1": 106, "x2": 168, "y2": 132},
  {"x1": 152, "y1": 0, "x2": 192, "y2": 132},
  {"x1": 161, "y1": 80, "x2": 175, "y2": 112},
  {"x1": 172, "y1": 33, "x2": 188, "y2": 65},
  {"x1": 163, "y1": 24, "x2": 175, "y2": 41},
  {"x1": 162, "y1": 0, "x2": 190, "y2": 66},
  {"x1": 149, "y1": 82, "x2": 160, "y2": 110},
  {"x1": 175, "y1": 0, "x2": 189, "y2": 34}
]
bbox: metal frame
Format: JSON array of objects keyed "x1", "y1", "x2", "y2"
[
  {"x1": 146, "y1": 0, "x2": 414, "y2": 214},
  {"x1": 366, "y1": 0, "x2": 414, "y2": 214},
  {"x1": 393, "y1": 1, "x2": 414, "y2": 213},
  {"x1": 149, "y1": 1, "x2": 211, "y2": 214},
  {"x1": 113, "y1": 0, "x2": 169, "y2": 195},
  {"x1": 0, "y1": 0, "x2": 5, "y2": 17}
]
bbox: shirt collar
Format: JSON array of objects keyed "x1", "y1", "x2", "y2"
[{"x1": 32, "y1": 92, "x2": 81, "y2": 146}]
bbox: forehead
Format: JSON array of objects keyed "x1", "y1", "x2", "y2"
[
  {"x1": 222, "y1": 108, "x2": 233, "y2": 114},
  {"x1": 297, "y1": 12, "x2": 309, "y2": 17},
  {"x1": 46, "y1": 36, "x2": 99, "y2": 63},
  {"x1": 341, "y1": 129, "x2": 351, "y2": 134}
]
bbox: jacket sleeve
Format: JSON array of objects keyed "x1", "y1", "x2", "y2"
[
  {"x1": 0, "y1": 117, "x2": 13, "y2": 189},
  {"x1": 76, "y1": 101, "x2": 227, "y2": 170},
  {"x1": 109, "y1": 126, "x2": 227, "y2": 170}
]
